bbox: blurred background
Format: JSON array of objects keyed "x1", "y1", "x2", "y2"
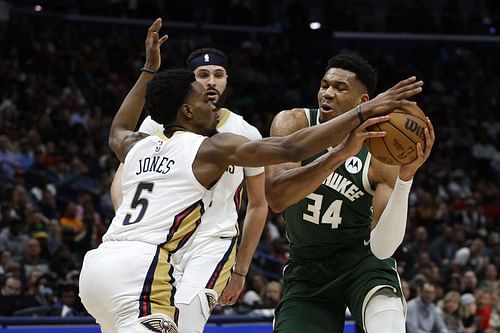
[{"x1": 0, "y1": 0, "x2": 499, "y2": 332}]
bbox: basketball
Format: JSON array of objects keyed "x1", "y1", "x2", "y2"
[{"x1": 366, "y1": 104, "x2": 427, "y2": 165}]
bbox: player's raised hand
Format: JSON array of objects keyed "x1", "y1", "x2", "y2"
[
  {"x1": 363, "y1": 76, "x2": 424, "y2": 117},
  {"x1": 399, "y1": 117, "x2": 435, "y2": 181},
  {"x1": 333, "y1": 115, "x2": 389, "y2": 159},
  {"x1": 144, "y1": 18, "x2": 169, "y2": 72}
]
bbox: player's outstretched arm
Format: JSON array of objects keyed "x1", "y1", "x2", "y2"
[
  {"x1": 108, "y1": 18, "x2": 168, "y2": 162},
  {"x1": 194, "y1": 76, "x2": 423, "y2": 188},
  {"x1": 370, "y1": 118, "x2": 435, "y2": 259}
]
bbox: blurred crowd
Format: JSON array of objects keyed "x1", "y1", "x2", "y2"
[
  {"x1": 8, "y1": 0, "x2": 500, "y2": 35},
  {"x1": 0, "y1": 5, "x2": 500, "y2": 332}
]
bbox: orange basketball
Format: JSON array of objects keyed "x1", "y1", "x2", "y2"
[{"x1": 366, "y1": 104, "x2": 427, "y2": 165}]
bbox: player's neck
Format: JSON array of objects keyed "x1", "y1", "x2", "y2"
[{"x1": 163, "y1": 123, "x2": 191, "y2": 137}]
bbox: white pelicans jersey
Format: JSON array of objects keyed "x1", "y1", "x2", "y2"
[
  {"x1": 138, "y1": 110, "x2": 263, "y2": 238},
  {"x1": 103, "y1": 132, "x2": 211, "y2": 247}
]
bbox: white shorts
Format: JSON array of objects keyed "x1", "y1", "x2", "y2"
[
  {"x1": 79, "y1": 241, "x2": 178, "y2": 331},
  {"x1": 172, "y1": 235, "x2": 237, "y2": 305}
]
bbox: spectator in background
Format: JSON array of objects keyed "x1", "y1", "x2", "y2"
[
  {"x1": 242, "y1": 274, "x2": 267, "y2": 307},
  {"x1": 462, "y1": 271, "x2": 479, "y2": 294},
  {"x1": 251, "y1": 280, "x2": 283, "y2": 317},
  {"x1": 430, "y1": 225, "x2": 459, "y2": 266},
  {"x1": 479, "y1": 264, "x2": 499, "y2": 292},
  {"x1": 0, "y1": 274, "x2": 24, "y2": 315},
  {"x1": 0, "y1": 217, "x2": 30, "y2": 261},
  {"x1": 0, "y1": 249, "x2": 12, "y2": 275},
  {"x1": 489, "y1": 291, "x2": 500, "y2": 332},
  {"x1": 59, "y1": 202, "x2": 83, "y2": 238},
  {"x1": 0, "y1": 135, "x2": 20, "y2": 182},
  {"x1": 19, "y1": 238, "x2": 50, "y2": 278},
  {"x1": 0, "y1": 274, "x2": 21, "y2": 297},
  {"x1": 437, "y1": 291, "x2": 464, "y2": 333},
  {"x1": 261, "y1": 281, "x2": 282, "y2": 309},
  {"x1": 475, "y1": 289, "x2": 492, "y2": 332},
  {"x1": 409, "y1": 226, "x2": 430, "y2": 254},
  {"x1": 468, "y1": 239, "x2": 488, "y2": 275},
  {"x1": 407, "y1": 282, "x2": 449, "y2": 333},
  {"x1": 460, "y1": 293, "x2": 481, "y2": 333},
  {"x1": 51, "y1": 283, "x2": 83, "y2": 317}
]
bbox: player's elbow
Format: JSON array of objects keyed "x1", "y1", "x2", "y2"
[
  {"x1": 370, "y1": 244, "x2": 393, "y2": 260},
  {"x1": 108, "y1": 136, "x2": 119, "y2": 156},
  {"x1": 370, "y1": 236, "x2": 403, "y2": 260},
  {"x1": 267, "y1": 199, "x2": 285, "y2": 213},
  {"x1": 265, "y1": 185, "x2": 286, "y2": 213}
]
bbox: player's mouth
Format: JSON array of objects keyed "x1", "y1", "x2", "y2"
[
  {"x1": 206, "y1": 89, "x2": 220, "y2": 101},
  {"x1": 320, "y1": 103, "x2": 335, "y2": 114}
]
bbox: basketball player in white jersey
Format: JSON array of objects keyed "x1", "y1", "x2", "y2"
[
  {"x1": 110, "y1": 45, "x2": 269, "y2": 332},
  {"x1": 79, "y1": 18, "x2": 424, "y2": 333}
]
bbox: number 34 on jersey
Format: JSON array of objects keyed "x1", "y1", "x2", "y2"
[{"x1": 302, "y1": 193, "x2": 343, "y2": 229}]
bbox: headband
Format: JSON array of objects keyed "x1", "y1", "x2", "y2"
[{"x1": 187, "y1": 53, "x2": 228, "y2": 71}]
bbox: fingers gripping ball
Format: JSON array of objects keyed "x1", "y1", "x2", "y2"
[{"x1": 367, "y1": 104, "x2": 427, "y2": 165}]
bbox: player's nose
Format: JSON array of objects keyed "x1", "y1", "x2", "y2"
[
  {"x1": 208, "y1": 75, "x2": 216, "y2": 85},
  {"x1": 323, "y1": 86, "x2": 335, "y2": 99}
]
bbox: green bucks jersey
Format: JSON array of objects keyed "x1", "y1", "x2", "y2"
[{"x1": 283, "y1": 108, "x2": 375, "y2": 259}]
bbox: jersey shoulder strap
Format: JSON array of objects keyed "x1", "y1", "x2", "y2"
[
  {"x1": 304, "y1": 108, "x2": 320, "y2": 126},
  {"x1": 301, "y1": 108, "x2": 325, "y2": 166}
]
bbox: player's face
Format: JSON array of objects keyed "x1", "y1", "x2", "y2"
[
  {"x1": 193, "y1": 65, "x2": 228, "y2": 104},
  {"x1": 317, "y1": 68, "x2": 368, "y2": 123},
  {"x1": 187, "y1": 81, "x2": 219, "y2": 136}
]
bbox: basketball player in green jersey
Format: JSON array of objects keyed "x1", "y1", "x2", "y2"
[{"x1": 266, "y1": 54, "x2": 435, "y2": 333}]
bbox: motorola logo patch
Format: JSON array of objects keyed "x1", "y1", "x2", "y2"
[{"x1": 345, "y1": 156, "x2": 362, "y2": 174}]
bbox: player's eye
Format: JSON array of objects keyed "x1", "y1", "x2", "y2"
[{"x1": 320, "y1": 81, "x2": 329, "y2": 89}]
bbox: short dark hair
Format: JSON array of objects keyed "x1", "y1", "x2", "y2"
[
  {"x1": 326, "y1": 54, "x2": 377, "y2": 97},
  {"x1": 186, "y1": 47, "x2": 228, "y2": 69},
  {"x1": 146, "y1": 69, "x2": 196, "y2": 125}
]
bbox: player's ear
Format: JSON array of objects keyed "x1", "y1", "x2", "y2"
[
  {"x1": 181, "y1": 103, "x2": 194, "y2": 119},
  {"x1": 359, "y1": 93, "x2": 369, "y2": 104}
]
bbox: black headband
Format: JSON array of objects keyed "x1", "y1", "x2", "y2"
[{"x1": 187, "y1": 53, "x2": 227, "y2": 71}]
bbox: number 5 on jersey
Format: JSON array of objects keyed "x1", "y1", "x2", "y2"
[
  {"x1": 123, "y1": 182, "x2": 154, "y2": 225},
  {"x1": 303, "y1": 193, "x2": 343, "y2": 229}
]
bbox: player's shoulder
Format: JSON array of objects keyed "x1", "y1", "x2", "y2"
[
  {"x1": 270, "y1": 108, "x2": 309, "y2": 136},
  {"x1": 273, "y1": 108, "x2": 309, "y2": 124}
]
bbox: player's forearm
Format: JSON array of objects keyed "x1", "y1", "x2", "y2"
[
  {"x1": 234, "y1": 204, "x2": 268, "y2": 275},
  {"x1": 281, "y1": 109, "x2": 361, "y2": 160},
  {"x1": 266, "y1": 150, "x2": 349, "y2": 212},
  {"x1": 370, "y1": 177, "x2": 413, "y2": 259},
  {"x1": 236, "y1": 108, "x2": 360, "y2": 167},
  {"x1": 109, "y1": 72, "x2": 154, "y2": 151}
]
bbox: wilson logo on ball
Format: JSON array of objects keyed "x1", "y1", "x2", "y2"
[
  {"x1": 367, "y1": 104, "x2": 428, "y2": 166},
  {"x1": 405, "y1": 118, "x2": 425, "y2": 141}
]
